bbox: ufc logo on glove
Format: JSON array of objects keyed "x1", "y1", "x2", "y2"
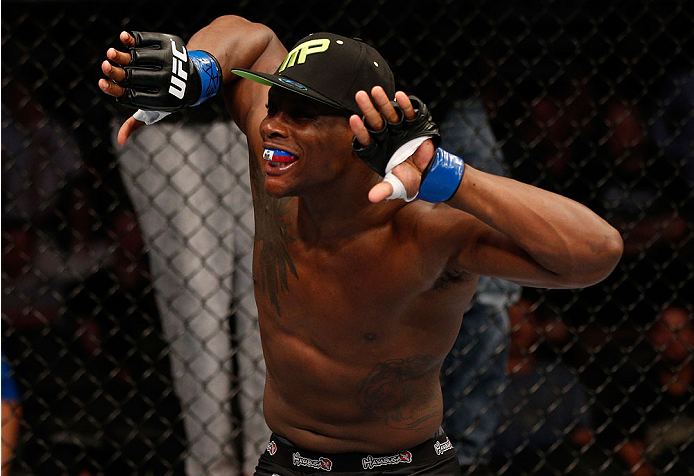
[{"x1": 169, "y1": 39, "x2": 188, "y2": 99}]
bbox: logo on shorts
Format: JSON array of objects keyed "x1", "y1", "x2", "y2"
[
  {"x1": 266, "y1": 440, "x2": 277, "y2": 456},
  {"x1": 361, "y1": 451, "x2": 413, "y2": 470},
  {"x1": 292, "y1": 452, "x2": 333, "y2": 472},
  {"x1": 434, "y1": 437, "x2": 454, "y2": 456}
]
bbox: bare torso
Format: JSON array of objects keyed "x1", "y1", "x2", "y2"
[
  {"x1": 223, "y1": 65, "x2": 480, "y2": 453},
  {"x1": 251, "y1": 175, "x2": 479, "y2": 452},
  {"x1": 98, "y1": 14, "x2": 622, "y2": 459}
]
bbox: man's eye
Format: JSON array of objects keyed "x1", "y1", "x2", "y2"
[{"x1": 293, "y1": 110, "x2": 314, "y2": 119}]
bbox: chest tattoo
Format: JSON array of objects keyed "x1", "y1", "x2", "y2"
[
  {"x1": 356, "y1": 355, "x2": 440, "y2": 430},
  {"x1": 249, "y1": 151, "x2": 298, "y2": 317}
]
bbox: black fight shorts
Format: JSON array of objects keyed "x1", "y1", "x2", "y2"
[{"x1": 254, "y1": 429, "x2": 461, "y2": 475}]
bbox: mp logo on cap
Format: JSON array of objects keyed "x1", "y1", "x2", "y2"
[{"x1": 278, "y1": 38, "x2": 330, "y2": 72}]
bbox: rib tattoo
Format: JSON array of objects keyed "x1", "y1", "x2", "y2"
[{"x1": 357, "y1": 355, "x2": 440, "y2": 430}]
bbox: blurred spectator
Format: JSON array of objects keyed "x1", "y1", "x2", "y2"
[
  {"x1": 590, "y1": 97, "x2": 690, "y2": 324},
  {"x1": 33, "y1": 208, "x2": 185, "y2": 475},
  {"x1": 577, "y1": 96, "x2": 692, "y2": 476},
  {"x1": 2, "y1": 76, "x2": 112, "y2": 332},
  {"x1": 63, "y1": 209, "x2": 159, "y2": 389},
  {"x1": 1, "y1": 220, "x2": 35, "y2": 282},
  {"x1": 116, "y1": 114, "x2": 266, "y2": 476},
  {"x1": 649, "y1": 70, "x2": 694, "y2": 187},
  {"x1": 579, "y1": 305, "x2": 694, "y2": 476},
  {"x1": 2, "y1": 130, "x2": 177, "y2": 472},
  {"x1": 518, "y1": 75, "x2": 599, "y2": 199},
  {"x1": 1, "y1": 357, "x2": 22, "y2": 476},
  {"x1": 2, "y1": 76, "x2": 123, "y2": 475},
  {"x1": 2, "y1": 176, "x2": 112, "y2": 332},
  {"x1": 643, "y1": 305, "x2": 694, "y2": 474},
  {"x1": 439, "y1": 97, "x2": 522, "y2": 474},
  {"x1": 489, "y1": 298, "x2": 594, "y2": 476},
  {"x1": 1, "y1": 78, "x2": 83, "y2": 225},
  {"x1": 486, "y1": 70, "x2": 603, "y2": 205}
]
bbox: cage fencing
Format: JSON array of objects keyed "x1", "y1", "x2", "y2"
[{"x1": 2, "y1": 1, "x2": 693, "y2": 475}]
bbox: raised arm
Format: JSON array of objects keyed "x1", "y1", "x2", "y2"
[
  {"x1": 446, "y1": 166, "x2": 623, "y2": 288},
  {"x1": 186, "y1": 16, "x2": 286, "y2": 131},
  {"x1": 351, "y1": 87, "x2": 623, "y2": 289},
  {"x1": 99, "y1": 15, "x2": 286, "y2": 143}
]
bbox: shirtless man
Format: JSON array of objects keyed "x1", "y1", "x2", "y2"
[{"x1": 99, "y1": 15, "x2": 623, "y2": 475}]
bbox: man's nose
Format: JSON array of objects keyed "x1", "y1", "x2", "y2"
[{"x1": 261, "y1": 113, "x2": 289, "y2": 138}]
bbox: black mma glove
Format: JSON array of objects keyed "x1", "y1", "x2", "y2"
[
  {"x1": 116, "y1": 31, "x2": 221, "y2": 111},
  {"x1": 352, "y1": 95, "x2": 441, "y2": 176},
  {"x1": 352, "y1": 95, "x2": 465, "y2": 203}
]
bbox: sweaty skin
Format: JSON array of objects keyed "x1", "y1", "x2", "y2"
[
  {"x1": 245, "y1": 88, "x2": 477, "y2": 451},
  {"x1": 100, "y1": 16, "x2": 623, "y2": 454}
]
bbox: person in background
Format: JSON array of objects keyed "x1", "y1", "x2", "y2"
[
  {"x1": 438, "y1": 97, "x2": 521, "y2": 474},
  {"x1": 490, "y1": 298, "x2": 594, "y2": 476},
  {"x1": 116, "y1": 116, "x2": 268, "y2": 475},
  {"x1": 2, "y1": 357, "x2": 22, "y2": 476}
]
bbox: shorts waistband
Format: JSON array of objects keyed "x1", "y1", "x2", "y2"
[{"x1": 263, "y1": 429, "x2": 456, "y2": 473}]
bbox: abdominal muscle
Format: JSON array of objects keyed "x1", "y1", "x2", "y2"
[
  {"x1": 250, "y1": 201, "x2": 477, "y2": 453},
  {"x1": 260, "y1": 332, "x2": 447, "y2": 453}
]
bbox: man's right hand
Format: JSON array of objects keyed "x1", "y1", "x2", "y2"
[
  {"x1": 99, "y1": 31, "x2": 221, "y2": 145},
  {"x1": 99, "y1": 31, "x2": 147, "y2": 145},
  {"x1": 101, "y1": 30, "x2": 212, "y2": 111}
]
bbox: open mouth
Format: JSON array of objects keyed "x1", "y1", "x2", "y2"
[{"x1": 263, "y1": 148, "x2": 298, "y2": 170}]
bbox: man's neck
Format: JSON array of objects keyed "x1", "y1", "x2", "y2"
[{"x1": 295, "y1": 180, "x2": 402, "y2": 246}]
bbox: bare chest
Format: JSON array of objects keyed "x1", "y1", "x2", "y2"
[{"x1": 254, "y1": 234, "x2": 430, "y2": 325}]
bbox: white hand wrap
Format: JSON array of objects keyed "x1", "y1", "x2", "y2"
[
  {"x1": 133, "y1": 109, "x2": 172, "y2": 125},
  {"x1": 382, "y1": 136, "x2": 431, "y2": 201}
]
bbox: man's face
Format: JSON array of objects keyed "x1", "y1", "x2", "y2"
[{"x1": 259, "y1": 87, "x2": 355, "y2": 198}]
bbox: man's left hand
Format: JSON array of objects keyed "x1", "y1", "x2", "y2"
[{"x1": 350, "y1": 87, "x2": 436, "y2": 202}]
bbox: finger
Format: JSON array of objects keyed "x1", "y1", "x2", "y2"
[
  {"x1": 372, "y1": 86, "x2": 399, "y2": 123},
  {"x1": 368, "y1": 181, "x2": 394, "y2": 203},
  {"x1": 395, "y1": 91, "x2": 416, "y2": 121},
  {"x1": 106, "y1": 46, "x2": 132, "y2": 66},
  {"x1": 411, "y1": 139, "x2": 436, "y2": 172},
  {"x1": 98, "y1": 78, "x2": 125, "y2": 98},
  {"x1": 349, "y1": 114, "x2": 371, "y2": 147},
  {"x1": 117, "y1": 116, "x2": 145, "y2": 146},
  {"x1": 391, "y1": 160, "x2": 422, "y2": 198},
  {"x1": 123, "y1": 68, "x2": 168, "y2": 88},
  {"x1": 355, "y1": 90, "x2": 384, "y2": 131},
  {"x1": 120, "y1": 31, "x2": 136, "y2": 47},
  {"x1": 101, "y1": 59, "x2": 127, "y2": 83}
]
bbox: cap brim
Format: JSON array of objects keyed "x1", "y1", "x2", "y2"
[{"x1": 231, "y1": 68, "x2": 353, "y2": 114}]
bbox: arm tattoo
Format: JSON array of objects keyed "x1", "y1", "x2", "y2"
[
  {"x1": 357, "y1": 355, "x2": 440, "y2": 430},
  {"x1": 249, "y1": 150, "x2": 298, "y2": 316}
]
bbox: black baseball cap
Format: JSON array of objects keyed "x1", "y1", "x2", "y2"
[{"x1": 231, "y1": 32, "x2": 395, "y2": 116}]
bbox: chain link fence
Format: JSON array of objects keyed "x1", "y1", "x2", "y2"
[{"x1": 2, "y1": 1, "x2": 693, "y2": 475}]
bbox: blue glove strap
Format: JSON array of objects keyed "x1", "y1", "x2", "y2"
[
  {"x1": 189, "y1": 50, "x2": 221, "y2": 106},
  {"x1": 417, "y1": 148, "x2": 465, "y2": 203}
]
